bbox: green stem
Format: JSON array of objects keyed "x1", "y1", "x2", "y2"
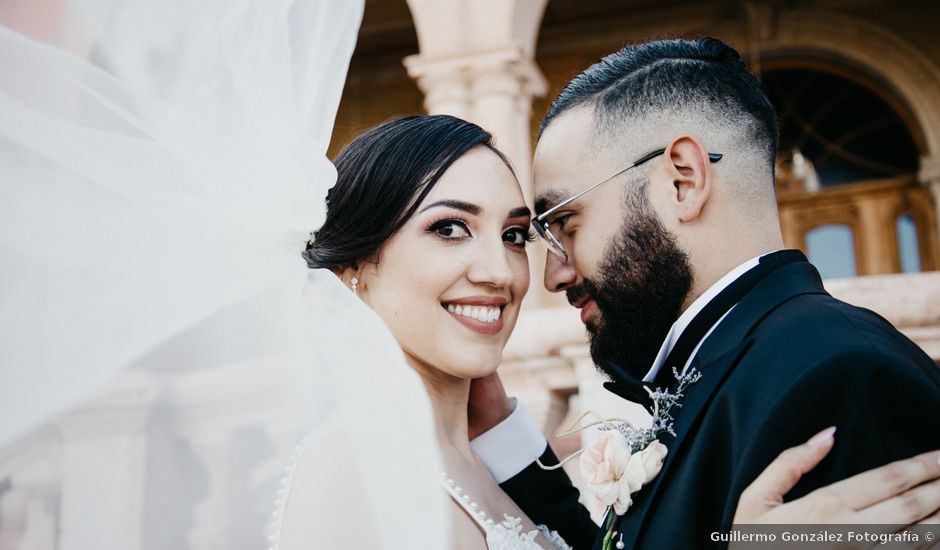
[{"x1": 601, "y1": 507, "x2": 616, "y2": 550}]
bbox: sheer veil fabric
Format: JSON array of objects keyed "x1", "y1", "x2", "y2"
[{"x1": 0, "y1": 0, "x2": 447, "y2": 547}]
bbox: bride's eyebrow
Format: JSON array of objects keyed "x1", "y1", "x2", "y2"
[{"x1": 419, "y1": 199, "x2": 481, "y2": 215}]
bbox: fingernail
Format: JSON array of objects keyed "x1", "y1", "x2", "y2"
[{"x1": 808, "y1": 426, "x2": 836, "y2": 448}]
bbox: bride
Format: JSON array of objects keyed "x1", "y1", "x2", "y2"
[
  {"x1": 278, "y1": 114, "x2": 940, "y2": 549},
  {"x1": 298, "y1": 114, "x2": 554, "y2": 548}
]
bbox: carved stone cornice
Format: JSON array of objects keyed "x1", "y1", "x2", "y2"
[{"x1": 403, "y1": 46, "x2": 548, "y2": 106}]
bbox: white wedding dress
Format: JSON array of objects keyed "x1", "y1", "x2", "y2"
[
  {"x1": 0, "y1": 0, "x2": 448, "y2": 548},
  {"x1": 441, "y1": 476, "x2": 572, "y2": 550}
]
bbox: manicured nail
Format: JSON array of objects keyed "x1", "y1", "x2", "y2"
[{"x1": 808, "y1": 426, "x2": 837, "y2": 448}]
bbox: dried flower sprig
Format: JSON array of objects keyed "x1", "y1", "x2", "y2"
[{"x1": 614, "y1": 367, "x2": 702, "y2": 452}]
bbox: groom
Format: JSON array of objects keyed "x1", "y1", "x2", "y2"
[{"x1": 468, "y1": 37, "x2": 940, "y2": 548}]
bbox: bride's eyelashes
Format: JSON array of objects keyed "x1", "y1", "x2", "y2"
[
  {"x1": 502, "y1": 226, "x2": 535, "y2": 248},
  {"x1": 424, "y1": 216, "x2": 534, "y2": 249},
  {"x1": 426, "y1": 216, "x2": 472, "y2": 241}
]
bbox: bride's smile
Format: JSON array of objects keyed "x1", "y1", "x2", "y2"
[{"x1": 444, "y1": 297, "x2": 507, "y2": 335}]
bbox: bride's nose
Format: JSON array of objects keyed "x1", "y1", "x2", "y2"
[{"x1": 466, "y1": 239, "x2": 514, "y2": 288}]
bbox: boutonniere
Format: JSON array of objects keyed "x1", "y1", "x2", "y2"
[{"x1": 538, "y1": 367, "x2": 702, "y2": 550}]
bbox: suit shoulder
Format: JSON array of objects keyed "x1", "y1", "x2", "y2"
[
  {"x1": 751, "y1": 292, "x2": 923, "y2": 359},
  {"x1": 739, "y1": 293, "x2": 938, "y2": 388}
]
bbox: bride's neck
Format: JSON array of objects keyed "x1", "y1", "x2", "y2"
[{"x1": 406, "y1": 355, "x2": 473, "y2": 455}]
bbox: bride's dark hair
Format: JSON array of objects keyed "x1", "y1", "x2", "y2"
[{"x1": 304, "y1": 115, "x2": 514, "y2": 270}]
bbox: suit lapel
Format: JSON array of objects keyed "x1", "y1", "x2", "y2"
[{"x1": 614, "y1": 261, "x2": 830, "y2": 548}]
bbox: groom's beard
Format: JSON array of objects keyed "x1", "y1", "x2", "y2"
[{"x1": 568, "y1": 188, "x2": 694, "y2": 379}]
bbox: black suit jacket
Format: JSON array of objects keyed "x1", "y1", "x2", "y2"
[{"x1": 501, "y1": 259, "x2": 940, "y2": 549}]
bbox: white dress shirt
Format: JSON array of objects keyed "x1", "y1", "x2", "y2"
[
  {"x1": 641, "y1": 254, "x2": 763, "y2": 382},
  {"x1": 472, "y1": 253, "x2": 773, "y2": 482},
  {"x1": 469, "y1": 398, "x2": 548, "y2": 483}
]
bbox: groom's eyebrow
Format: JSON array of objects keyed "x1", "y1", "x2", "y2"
[
  {"x1": 508, "y1": 206, "x2": 531, "y2": 219},
  {"x1": 534, "y1": 190, "x2": 570, "y2": 216},
  {"x1": 420, "y1": 199, "x2": 481, "y2": 215}
]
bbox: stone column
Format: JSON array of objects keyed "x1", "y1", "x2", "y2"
[
  {"x1": 11, "y1": 484, "x2": 58, "y2": 550},
  {"x1": 172, "y1": 363, "x2": 307, "y2": 550},
  {"x1": 856, "y1": 197, "x2": 898, "y2": 275},
  {"x1": 55, "y1": 372, "x2": 157, "y2": 550},
  {"x1": 403, "y1": 0, "x2": 550, "y2": 303},
  {"x1": 920, "y1": 154, "x2": 940, "y2": 248},
  {"x1": 404, "y1": 48, "x2": 548, "y2": 204}
]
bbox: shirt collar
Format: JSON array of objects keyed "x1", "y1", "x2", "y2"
[{"x1": 642, "y1": 253, "x2": 768, "y2": 382}]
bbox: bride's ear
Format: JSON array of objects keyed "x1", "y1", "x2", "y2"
[{"x1": 336, "y1": 265, "x2": 362, "y2": 295}]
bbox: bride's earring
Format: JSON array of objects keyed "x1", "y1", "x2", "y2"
[{"x1": 350, "y1": 277, "x2": 359, "y2": 296}]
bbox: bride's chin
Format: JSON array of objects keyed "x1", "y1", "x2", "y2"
[
  {"x1": 404, "y1": 349, "x2": 501, "y2": 382},
  {"x1": 439, "y1": 355, "x2": 502, "y2": 381}
]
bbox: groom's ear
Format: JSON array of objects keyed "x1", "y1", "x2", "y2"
[{"x1": 664, "y1": 135, "x2": 712, "y2": 223}]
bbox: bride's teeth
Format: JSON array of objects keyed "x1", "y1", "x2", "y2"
[{"x1": 447, "y1": 304, "x2": 502, "y2": 323}]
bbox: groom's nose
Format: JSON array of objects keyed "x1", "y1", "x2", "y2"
[{"x1": 543, "y1": 251, "x2": 577, "y2": 293}]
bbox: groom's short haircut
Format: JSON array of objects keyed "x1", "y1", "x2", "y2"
[{"x1": 540, "y1": 37, "x2": 779, "y2": 173}]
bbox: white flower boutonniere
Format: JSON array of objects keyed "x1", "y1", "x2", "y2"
[
  {"x1": 537, "y1": 367, "x2": 702, "y2": 550},
  {"x1": 580, "y1": 434, "x2": 668, "y2": 515}
]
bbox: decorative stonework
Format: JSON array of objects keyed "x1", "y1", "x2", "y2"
[{"x1": 759, "y1": 8, "x2": 940, "y2": 158}]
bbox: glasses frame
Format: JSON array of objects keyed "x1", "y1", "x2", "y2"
[{"x1": 531, "y1": 147, "x2": 723, "y2": 261}]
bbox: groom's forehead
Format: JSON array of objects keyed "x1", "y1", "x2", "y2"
[{"x1": 533, "y1": 112, "x2": 607, "y2": 211}]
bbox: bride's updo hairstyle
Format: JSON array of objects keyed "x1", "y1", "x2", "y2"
[{"x1": 304, "y1": 115, "x2": 514, "y2": 270}]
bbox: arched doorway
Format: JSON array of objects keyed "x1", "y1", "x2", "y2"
[{"x1": 763, "y1": 65, "x2": 939, "y2": 277}]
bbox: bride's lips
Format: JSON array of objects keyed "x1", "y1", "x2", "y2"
[{"x1": 442, "y1": 296, "x2": 508, "y2": 336}]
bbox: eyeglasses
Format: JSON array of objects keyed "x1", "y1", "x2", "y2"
[{"x1": 531, "y1": 147, "x2": 723, "y2": 262}]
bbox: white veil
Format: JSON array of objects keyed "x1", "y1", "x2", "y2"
[{"x1": 0, "y1": 1, "x2": 447, "y2": 548}]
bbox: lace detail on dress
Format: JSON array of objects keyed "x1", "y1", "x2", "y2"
[
  {"x1": 536, "y1": 525, "x2": 572, "y2": 549},
  {"x1": 442, "y1": 473, "x2": 571, "y2": 550}
]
